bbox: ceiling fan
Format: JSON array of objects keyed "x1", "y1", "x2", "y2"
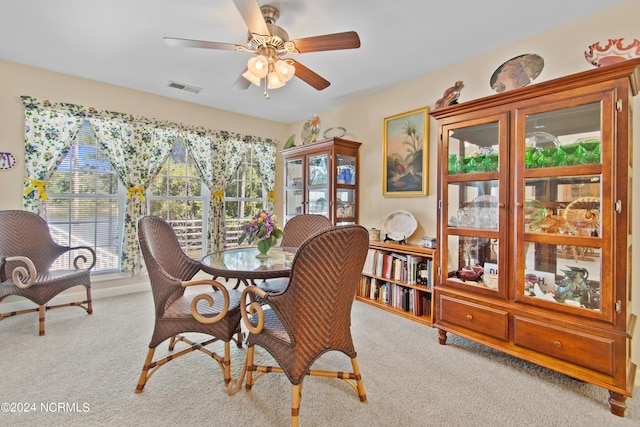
[{"x1": 163, "y1": 0, "x2": 361, "y2": 98}]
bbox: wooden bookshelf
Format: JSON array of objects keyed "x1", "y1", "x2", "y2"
[{"x1": 357, "y1": 241, "x2": 436, "y2": 326}]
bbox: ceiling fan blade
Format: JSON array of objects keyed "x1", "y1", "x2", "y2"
[
  {"x1": 233, "y1": 0, "x2": 270, "y2": 36},
  {"x1": 290, "y1": 31, "x2": 361, "y2": 53},
  {"x1": 290, "y1": 60, "x2": 330, "y2": 91},
  {"x1": 163, "y1": 37, "x2": 240, "y2": 51},
  {"x1": 232, "y1": 68, "x2": 252, "y2": 90}
]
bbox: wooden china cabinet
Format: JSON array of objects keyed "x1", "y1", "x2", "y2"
[
  {"x1": 281, "y1": 137, "x2": 360, "y2": 225},
  {"x1": 430, "y1": 59, "x2": 640, "y2": 416}
]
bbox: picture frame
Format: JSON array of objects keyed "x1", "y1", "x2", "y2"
[{"x1": 383, "y1": 106, "x2": 429, "y2": 196}]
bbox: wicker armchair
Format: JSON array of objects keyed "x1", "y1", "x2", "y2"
[
  {"x1": 258, "y1": 214, "x2": 331, "y2": 293},
  {"x1": 231, "y1": 225, "x2": 369, "y2": 427},
  {"x1": 0, "y1": 210, "x2": 95, "y2": 336},
  {"x1": 279, "y1": 214, "x2": 332, "y2": 248},
  {"x1": 135, "y1": 216, "x2": 243, "y2": 394}
]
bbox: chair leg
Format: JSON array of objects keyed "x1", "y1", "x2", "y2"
[
  {"x1": 38, "y1": 305, "x2": 45, "y2": 336},
  {"x1": 86, "y1": 287, "x2": 93, "y2": 314},
  {"x1": 291, "y1": 382, "x2": 302, "y2": 427},
  {"x1": 168, "y1": 335, "x2": 178, "y2": 351},
  {"x1": 135, "y1": 347, "x2": 156, "y2": 394},
  {"x1": 223, "y1": 341, "x2": 231, "y2": 385},
  {"x1": 245, "y1": 345, "x2": 256, "y2": 390},
  {"x1": 351, "y1": 357, "x2": 367, "y2": 403}
]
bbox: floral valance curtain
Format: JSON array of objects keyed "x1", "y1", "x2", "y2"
[{"x1": 21, "y1": 95, "x2": 278, "y2": 273}]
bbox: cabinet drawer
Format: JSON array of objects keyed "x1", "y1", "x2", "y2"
[
  {"x1": 513, "y1": 316, "x2": 615, "y2": 375},
  {"x1": 439, "y1": 295, "x2": 509, "y2": 341}
]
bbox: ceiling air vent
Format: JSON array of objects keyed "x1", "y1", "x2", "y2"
[{"x1": 168, "y1": 80, "x2": 201, "y2": 94}]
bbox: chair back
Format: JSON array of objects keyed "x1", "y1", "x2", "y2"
[
  {"x1": 266, "y1": 225, "x2": 369, "y2": 359},
  {"x1": 279, "y1": 214, "x2": 332, "y2": 248},
  {"x1": 137, "y1": 216, "x2": 202, "y2": 317},
  {"x1": 0, "y1": 210, "x2": 67, "y2": 279}
]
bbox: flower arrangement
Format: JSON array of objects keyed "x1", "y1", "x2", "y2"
[{"x1": 238, "y1": 210, "x2": 284, "y2": 255}]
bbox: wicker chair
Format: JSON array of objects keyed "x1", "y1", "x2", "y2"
[
  {"x1": 279, "y1": 214, "x2": 332, "y2": 248},
  {"x1": 0, "y1": 210, "x2": 95, "y2": 336},
  {"x1": 258, "y1": 214, "x2": 331, "y2": 293},
  {"x1": 231, "y1": 225, "x2": 369, "y2": 427},
  {"x1": 135, "y1": 216, "x2": 243, "y2": 394}
]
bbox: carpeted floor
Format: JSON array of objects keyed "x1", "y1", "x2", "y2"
[{"x1": 0, "y1": 289, "x2": 638, "y2": 426}]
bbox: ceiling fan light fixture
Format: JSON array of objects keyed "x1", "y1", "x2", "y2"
[
  {"x1": 247, "y1": 55, "x2": 269, "y2": 78},
  {"x1": 241, "y1": 69, "x2": 262, "y2": 87},
  {"x1": 274, "y1": 59, "x2": 295, "y2": 82}
]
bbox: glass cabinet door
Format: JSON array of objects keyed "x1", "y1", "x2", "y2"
[
  {"x1": 516, "y1": 97, "x2": 610, "y2": 316},
  {"x1": 441, "y1": 116, "x2": 507, "y2": 296},
  {"x1": 336, "y1": 152, "x2": 356, "y2": 224},
  {"x1": 307, "y1": 153, "x2": 330, "y2": 217},
  {"x1": 284, "y1": 158, "x2": 303, "y2": 221}
]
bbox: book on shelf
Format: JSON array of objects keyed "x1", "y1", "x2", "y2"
[
  {"x1": 363, "y1": 249, "x2": 376, "y2": 275},
  {"x1": 406, "y1": 254, "x2": 421, "y2": 284},
  {"x1": 393, "y1": 258, "x2": 403, "y2": 281},
  {"x1": 422, "y1": 293, "x2": 432, "y2": 316},
  {"x1": 375, "y1": 251, "x2": 384, "y2": 277},
  {"x1": 381, "y1": 253, "x2": 393, "y2": 279},
  {"x1": 390, "y1": 252, "x2": 407, "y2": 262},
  {"x1": 401, "y1": 288, "x2": 410, "y2": 312}
]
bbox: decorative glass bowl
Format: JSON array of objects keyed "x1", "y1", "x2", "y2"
[{"x1": 585, "y1": 38, "x2": 640, "y2": 67}]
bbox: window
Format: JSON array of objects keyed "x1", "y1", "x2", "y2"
[
  {"x1": 224, "y1": 146, "x2": 266, "y2": 246},
  {"x1": 148, "y1": 139, "x2": 208, "y2": 258},
  {"x1": 47, "y1": 130, "x2": 268, "y2": 269},
  {"x1": 47, "y1": 121, "x2": 122, "y2": 273}
]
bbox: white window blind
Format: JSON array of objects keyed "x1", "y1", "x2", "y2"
[{"x1": 47, "y1": 121, "x2": 122, "y2": 272}]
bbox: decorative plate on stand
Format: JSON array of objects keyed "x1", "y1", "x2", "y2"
[
  {"x1": 490, "y1": 53, "x2": 544, "y2": 93},
  {"x1": 381, "y1": 210, "x2": 417, "y2": 242},
  {"x1": 322, "y1": 126, "x2": 346, "y2": 139},
  {"x1": 301, "y1": 115, "x2": 320, "y2": 144},
  {"x1": 585, "y1": 38, "x2": 640, "y2": 67}
]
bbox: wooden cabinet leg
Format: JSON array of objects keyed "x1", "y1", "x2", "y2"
[
  {"x1": 437, "y1": 328, "x2": 448, "y2": 345},
  {"x1": 608, "y1": 391, "x2": 627, "y2": 417}
]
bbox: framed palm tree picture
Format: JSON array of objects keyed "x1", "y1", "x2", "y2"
[{"x1": 382, "y1": 106, "x2": 429, "y2": 196}]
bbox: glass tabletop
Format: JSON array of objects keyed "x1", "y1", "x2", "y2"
[{"x1": 200, "y1": 246, "x2": 296, "y2": 281}]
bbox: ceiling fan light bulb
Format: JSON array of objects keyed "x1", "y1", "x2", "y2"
[
  {"x1": 247, "y1": 55, "x2": 269, "y2": 78},
  {"x1": 275, "y1": 60, "x2": 295, "y2": 82},
  {"x1": 267, "y1": 73, "x2": 285, "y2": 89}
]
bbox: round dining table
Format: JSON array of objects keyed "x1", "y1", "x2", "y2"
[{"x1": 200, "y1": 246, "x2": 296, "y2": 288}]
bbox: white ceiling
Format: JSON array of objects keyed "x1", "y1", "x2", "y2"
[{"x1": 0, "y1": 0, "x2": 627, "y2": 123}]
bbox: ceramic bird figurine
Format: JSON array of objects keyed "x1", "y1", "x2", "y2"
[{"x1": 434, "y1": 81, "x2": 464, "y2": 110}]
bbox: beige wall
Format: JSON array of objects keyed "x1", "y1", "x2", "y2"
[{"x1": 0, "y1": 0, "x2": 638, "y2": 379}]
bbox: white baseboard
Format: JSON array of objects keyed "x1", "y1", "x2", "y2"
[{"x1": 0, "y1": 275, "x2": 150, "y2": 313}]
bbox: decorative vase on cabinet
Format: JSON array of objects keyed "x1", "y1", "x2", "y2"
[
  {"x1": 282, "y1": 137, "x2": 361, "y2": 226},
  {"x1": 431, "y1": 58, "x2": 640, "y2": 417}
]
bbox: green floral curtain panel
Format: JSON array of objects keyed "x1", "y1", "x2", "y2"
[
  {"x1": 89, "y1": 117, "x2": 177, "y2": 273},
  {"x1": 182, "y1": 130, "x2": 248, "y2": 253},
  {"x1": 20, "y1": 95, "x2": 278, "y2": 273},
  {"x1": 253, "y1": 141, "x2": 277, "y2": 212},
  {"x1": 22, "y1": 97, "x2": 83, "y2": 215}
]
